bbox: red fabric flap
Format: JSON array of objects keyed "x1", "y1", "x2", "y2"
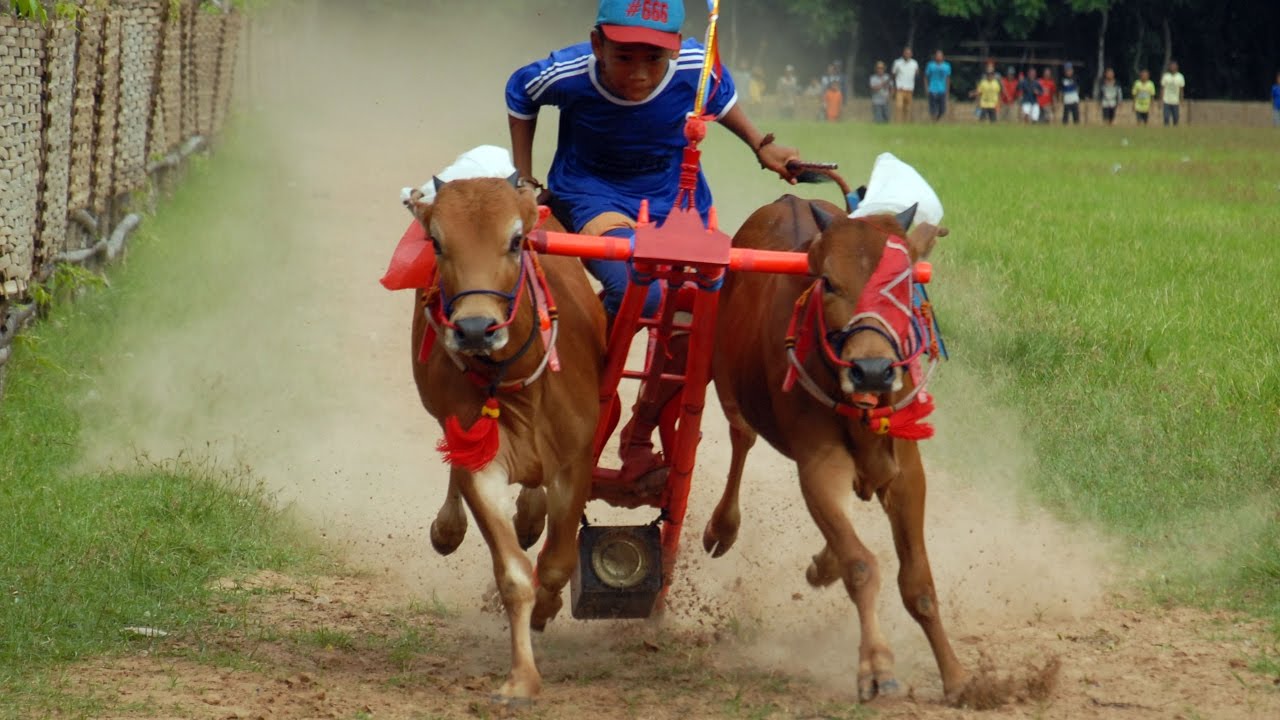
[{"x1": 379, "y1": 220, "x2": 437, "y2": 291}]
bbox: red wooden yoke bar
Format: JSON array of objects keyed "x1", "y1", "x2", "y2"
[{"x1": 529, "y1": 209, "x2": 810, "y2": 588}]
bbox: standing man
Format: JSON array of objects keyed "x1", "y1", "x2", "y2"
[
  {"x1": 891, "y1": 46, "x2": 919, "y2": 123},
  {"x1": 1161, "y1": 60, "x2": 1186, "y2": 126},
  {"x1": 869, "y1": 60, "x2": 892, "y2": 124},
  {"x1": 1060, "y1": 62, "x2": 1081, "y2": 124},
  {"x1": 777, "y1": 64, "x2": 799, "y2": 119},
  {"x1": 1132, "y1": 69, "x2": 1156, "y2": 125},
  {"x1": 1018, "y1": 67, "x2": 1043, "y2": 123},
  {"x1": 925, "y1": 49, "x2": 951, "y2": 121},
  {"x1": 1272, "y1": 71, "x2": 1280, "y2": 127}
]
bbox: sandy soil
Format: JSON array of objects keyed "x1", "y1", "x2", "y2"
[{"x1": 69, "y1": 3, "x2": 1279, "y2": 718}]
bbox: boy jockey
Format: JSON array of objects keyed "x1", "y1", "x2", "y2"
[{"x1": 506, "y1": 0, "x2": 801, "y2": 484}]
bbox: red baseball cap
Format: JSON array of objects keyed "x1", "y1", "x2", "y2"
[{"x1": 597, "y1": 0, "x2": 684, "y2": 51}]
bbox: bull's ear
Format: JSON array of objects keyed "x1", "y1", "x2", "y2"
[
  {"x1": 432, "y1": 176, "x2": 446, "y2": 192},
  {"x1": 906, "y1": 222, "x2": 947, "y2": 261},
  {"x1": 407, "y1": 188, "x2": 433, "y2": 229},
  {"x1": 894, "y1": 203, "x2": 918, "y2": 233},
  {"x1": 806, "y1": 232, "x2": 826, "y2": 276},
  {"x1": 810, "y1": 202, "x2": 835, "y2": 232}
]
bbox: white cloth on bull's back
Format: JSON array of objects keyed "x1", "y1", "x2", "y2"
[
  {"x1": 400, "y1": 145, "x2": 517, "y2": 209},
  {"x1": 849, "y1": 152, "x2": 944, "y2": 229}
]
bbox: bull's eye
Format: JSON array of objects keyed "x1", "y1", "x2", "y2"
[
  {"x1": 822, "y1": 276, "x2": 837, "y2": 294},
  {"x1": 430, "y1": 236, "x2": 443, "y2": 255},
  {"x1": 508, "y1": 233, "x2": 523, "y2": 254}
]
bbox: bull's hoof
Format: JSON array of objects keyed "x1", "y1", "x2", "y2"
[
  {"x1": 429, "y1": 519, "x2": 465, "y2": 556},
  {"x1": 513, "y1": 489, "x2": 547, "y2": 550},
  {"x1": 489, "y1": 693, "x2": 535, "y2": 707},
  {"x1": 701, "y1": 517, "x2": 739, "y2": 558},
  {"x1": 805, "y1": 555, "x2": 840, "y2": 587},
  {"x1": 531, "y1": 590, "x2": 563, "y2": 632},
  {"x1": 858, "y1": 674, "x2": 901, "y2": 702}
]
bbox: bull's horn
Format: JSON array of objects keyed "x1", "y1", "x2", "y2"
[
  {"x1": 506, "y1": 171, "x2": 521, "y2": 188},
  {"x1": 895, "y1": 203, "x2": 918, "y2": 231},
  {"x1": 811, "y1": 203, "x2": 835, "y2": 231},
  {"x1": 432, "y1": 176, "x2": 446, "y2": 192}
]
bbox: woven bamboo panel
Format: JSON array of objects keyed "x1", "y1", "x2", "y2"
[
  {"x1": 192, "y1": 9, "x2": 223, "y2": 136},
  {"x1": 212, "y1": 11, "x2": 240, "y2": 134},
  {"x1": 180, "y1": 2, "x2": 198, "y2": 139},
  {"x1": 91, "y1": 8, "x2": 123, "y2": 214},
  {"x1": 67, "y1": 12, "x2": 102, "y2": 214},
  {"x1": 36, "y1": 21, "x2": 78, "y2": 268},
  {"x1": 0, "y1": 17, "x2": 44, "y2": 298},
  {"x1": 114, "y1": 3, "x2": 163, "y2": 193},
  {"x1": 151, "y1": 10, "x2": 184, "y2": 157}
]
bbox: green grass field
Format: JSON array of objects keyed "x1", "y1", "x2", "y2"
[
  {"x1": 1, "y1": 118, "x2": 1277, "y2": 707},
  {"x1": 0, "y1": 137, "x2": 317, "y2": 709}
]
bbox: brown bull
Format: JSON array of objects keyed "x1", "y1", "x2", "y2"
[
  {"x1": 405, "y1": 177, "x2": 605, "y2": 701},
  {"x1": 705, "y1": 195, "x2": 968, "y2": 702}
]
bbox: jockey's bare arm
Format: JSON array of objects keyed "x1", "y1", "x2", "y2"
[
  {"x1": 509, "y1": 115, "x2": 538, "y2": 185},
  {"x1": 717, "y1": 104, "x2": 800, "y2": 184}
]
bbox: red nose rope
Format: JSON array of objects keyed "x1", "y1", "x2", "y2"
[
  {"x1": 418, "y1": 206, "x2": 559, "y2": 472},
  {"x1": 782, "y1": 235, "x2": 942, "y2": 440}
]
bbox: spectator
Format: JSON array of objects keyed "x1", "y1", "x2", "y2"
[
  {"x1": 803, "y1": 77, "x2": 823, "y2": 120},
  {"x1": 777, "y1": 64, "x2": 799, "y2": 119},
  {"x1": 891, "y1": 47, "x2": 919, "y2": 123},
  {"x1": 1132, "y1": 69, "x2": 1156, "y2": 125},
  {"x1": 1037, "y1": 67, "x2": 1057, "y2": 123},
  {"x1": 1060, "y1": 62, "x2": 1081, "y2": 124},
  {"x1": 749, "y1": 65, "x2": 767, "y2": 106},
  {"x1": 1018, "y1": 67, "x2": 1043, "y2": 123},
  {"x1": 820, "y1": 61, "x2": 844, "y2": 100},
  {"x1": 972, "y1": 65, "x2": 1000, "y2": 122},
  {"x1": 823, "y1": 81, "x2": 843, "y2": 122},
  {"x1": 869, "y1": 60, "x2": 892, "y2": 124},
  {"x1": 1161, "y1": 60, "x2": 1185, "y2": 126},
  {"x1": 1272, "y1": 71, "x2": 1280, "y2": 127},
  {"x1": 1099, "y1": 67, "x2": 1122, "y2": 125},
  {"x1": 1000, "y1": 66, "x2": 1020, "y2": 121},
  {"x1": 925, "y1": 49, "x2": 952, "y2": 121}
]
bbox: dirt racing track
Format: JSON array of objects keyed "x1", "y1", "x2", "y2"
[{"x1": 71, "y1": 7, "x2": 1280, "y2": 719}]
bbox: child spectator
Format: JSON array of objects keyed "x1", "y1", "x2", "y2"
[
  {"x1": 972, "y1": 66, "x2": 1001, "y2": 122},
  {"x1": 1099, "y1": 67, "x2": 1122, "y2": 125},
  {"x1": 1132, "y1": 69, "x2": 1156, "y2": 124},
  {"x1": 869, "y1": 61, "x2": 892, "y2": 123},
  {"x1": 824, "y1": 81, "x2": 843, "y2": 122},
  {"x1": 1000, "y1": 66, "x2": 1020, "y2": 121},
  {"x1": 1060, "y1": 63, "x2": 1081, "y2": 124},
  {"x1": 1037, "y1": 67, "x2": 1057, "y2": 123}
]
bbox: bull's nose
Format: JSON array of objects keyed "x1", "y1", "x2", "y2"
[
  {"x1": 453, "y1": 316, "x2": 498, "y2": 351},
  {"x1": 850, "y1": 357, "x2": 895, "y2": 393}
]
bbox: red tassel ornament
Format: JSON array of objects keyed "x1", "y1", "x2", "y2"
[
  {"x1": 437, "y1": 398, "x2": 501, "y2": 472},
  {"x1": 866, "y1": 392, "x2": 936, "y2": 441}
]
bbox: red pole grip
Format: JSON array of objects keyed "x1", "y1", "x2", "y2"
[
  {"x1": 528, "y1": 230, "x2": 633, "y2": 261},
  {"x1": 728, "y1": 248, "x2": 811, "y2": 275}
]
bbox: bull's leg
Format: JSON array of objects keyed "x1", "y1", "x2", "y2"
[
  {"x1": 879, "y1": 442, "x2": 969, "y2": 703},
  {"x1": 798, "y1": 453, "x2": 899, "y2": 702},
  {"x1": 430, "y1": 472, "x2": 468, "y2": 555},
  {"x1": 702, "y1": 403, "x2": 756, "y2": 557},
  {"x1": 513, "y1": 487, "x2": 547, "y2": 551},
  {"x1": 458, "y1": 463, "x2": 541, "y2": 700},
  {"x1": 530, "y1": 456, "x2": 592, "y2": 631}
]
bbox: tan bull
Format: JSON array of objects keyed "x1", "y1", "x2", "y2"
[
  {"x1": 705, "y1": 195, "x2": 969, "y2": 702},
  {"x1": 405, "y1": 176, "x2": 605, "y2": 701}
]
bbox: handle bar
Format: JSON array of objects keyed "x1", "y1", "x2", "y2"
[{"x1": 529, "y1": 230, "x2": 810, "y2": 276}]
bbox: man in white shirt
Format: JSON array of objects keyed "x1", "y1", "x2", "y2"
[
  {"x1": 891, "y1": 46, "x2": 919, "y2": 123},
  {"x1": 1161, "y1": 60, "x2": 1186, "y2": 126}
]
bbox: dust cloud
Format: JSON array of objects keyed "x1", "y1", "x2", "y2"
[{"x1": 78, "y1": 1, "x2": 1113, "y2": 698}]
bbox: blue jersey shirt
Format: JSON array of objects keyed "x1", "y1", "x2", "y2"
[
  {"x1": 1273, "y1": 83, "x2": 1280, "y2": 110},
  {"x1": 506, "y1": 39, "x2": 737, "y2": 232},
  {"x1": 925, "y1": 61, "x2": 951, "y2": 95}
]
